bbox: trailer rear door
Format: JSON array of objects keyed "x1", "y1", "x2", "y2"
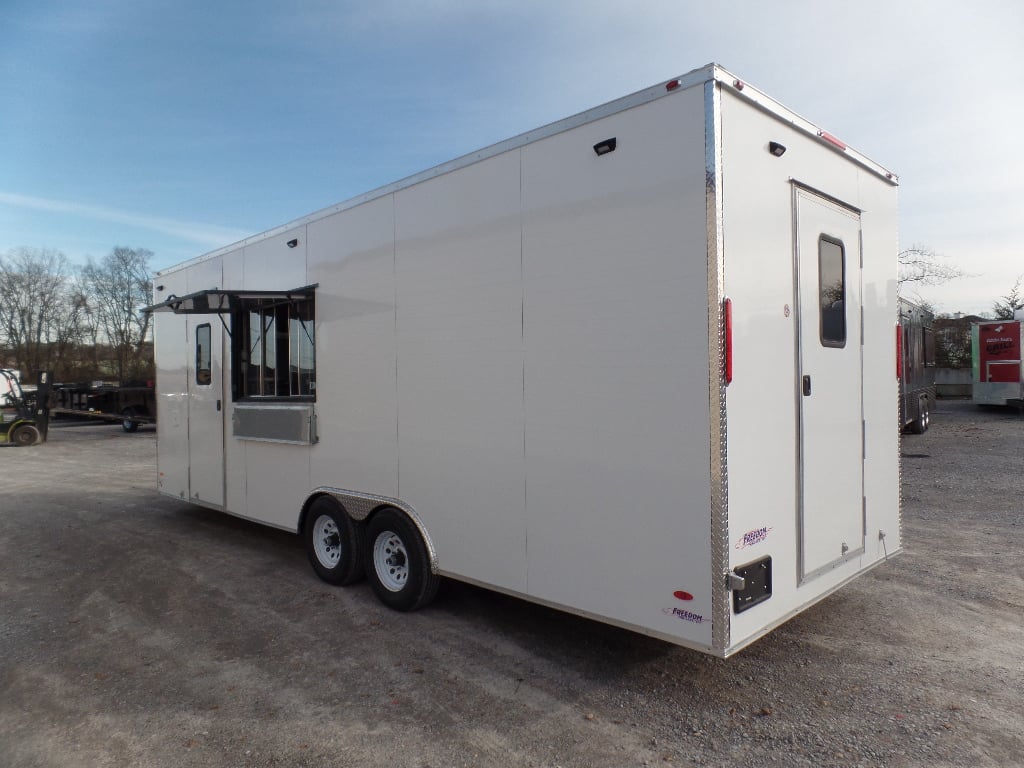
[{"x1": 795, "y1": 188, "x2": 864, "y2": 581}]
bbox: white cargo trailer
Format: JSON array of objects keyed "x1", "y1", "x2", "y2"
[{"x1": 147, "y1": 64, "x2": 901, "y2": 657}]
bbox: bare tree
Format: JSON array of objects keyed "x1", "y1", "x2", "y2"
[
  {"x1": 992, "y1": 276, "x2": 1024, "y2": 320},
  {"x1": 0, "y1": 247, "x2": 74, "y2": 376},
  {"x1": 81, "y1": 247, "x2": 154, "y2": 383},
  {"x1": 932, "y1": 315, "x2": 973, "y2": 369},
  {"x1": 898, "y1": 244, "x2": 966, "y2": 292}
]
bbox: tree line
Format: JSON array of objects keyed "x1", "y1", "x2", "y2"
[
  {"x1": 0, "y1": 246, "x2": 154, "y2": 384},
  {"x1": 2, "y1": 242, "x2": 1017, "y2": 381}
]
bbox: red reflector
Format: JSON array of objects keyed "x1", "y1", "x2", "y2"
[
  {"x1": 724, "y1": 298, "x2": 733, "y2": 385},
  {"x1": 673, "y1": 591, "x2": 694, "y2": 601},
  {"x1": 817, "y1": 130, "x2": 847, "y2": 150},
  {"x1": 896, "y1": 324, "x2": 902, "y2": 380},
  {"x1": 665, "y1": 79, "x2": 680, "y2": 91},
  {"x1": 733, "y1": 79, "x2": 745, "y2": 91}
]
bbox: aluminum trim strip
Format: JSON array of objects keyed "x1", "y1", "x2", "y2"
[
  {"x1": 798, "y1": 546, "x2": 867, "y2": 587},
  {"x1": 232, "y1": 403, "x2": 317, "y2": 445},
  {"x1": 705, "y1": 80, "x2": 730, "y2": 654},
  {"x1": 307, "y1": 486, "x2": 439, "y2": 573},
  {"x1": 790, "y1": 183, "x2": 805, "y2": 586}
]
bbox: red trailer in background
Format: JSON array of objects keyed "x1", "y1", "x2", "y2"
[{"x1": 972, "y1": 319, "x2": 1024, "y2": 407}]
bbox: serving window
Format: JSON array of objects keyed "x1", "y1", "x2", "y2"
[{"x1": 232, "y1": 296, "x2": 315, "y2": 401}]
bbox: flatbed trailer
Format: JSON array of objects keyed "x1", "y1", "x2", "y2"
[
  {"x1": 51, "y1": 384, "x2": 156, "y2": 432},
  {"x1": 50, "y1": 406, "x2": 156, "y2": 431}
]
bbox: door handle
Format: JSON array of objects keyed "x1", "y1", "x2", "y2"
[
  {"x1": 802, "y1": 375, "x2": 812, "y2": 396},
  {"x1": 216, "y1": 399, "x2": 222, "y2": 411}
]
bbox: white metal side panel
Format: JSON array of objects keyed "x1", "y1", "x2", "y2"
[
  {"x1": 859, "y1": 172, "x2": 901, "y2": 571},
  {"x1": 185, "y1": 257, "x2": 225, "y2": 508},
  {"x1": 718, "y1": 88, "x2": 900, "y2": 653},
  {"x1": 522, "y1": 86, "x2": 714, "y2": 646},
  {"x1": 308, "y1": 196, "x2": 399, "y2": 500},
  {"x1": 242, "y1": 226, "x2": 307, "y2": 289},
  {"x1": 154, "y1": 270, "x2": 189, "y2": 500},
  {"x1": 242, "y1": 441, "x2": 311, "y2": 530},
  {"x1": 394, "y1": 151, "x2": 527, "y2": 594}
]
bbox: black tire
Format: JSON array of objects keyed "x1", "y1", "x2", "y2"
[
  {"x1": 906, "y1": 399, "x2": 924, "y2": 435},
  {"x1": 11, "y1": 424, "x2": 39, "y2": 447},
  {"x1": 364, "y1": 507, "x2": 439, "y2": 612},
  {"x1": 918, "y1": 397, "x2": 930, "y2": 433},
  {"x1": 302, "y1": 496, "x2": 364, "y2": 586},
  {"x1": 121, "y1": 408, "x2": 140, "y2": 433}
]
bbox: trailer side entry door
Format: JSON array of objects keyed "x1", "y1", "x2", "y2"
[
  {"x1": 795, "y1": 188, "x2": 865, "y2": 581},
  {"x1": 187, "y1": 314, "x2": 225, "y2": 507}
]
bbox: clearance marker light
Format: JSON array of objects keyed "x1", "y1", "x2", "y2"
[
  {"x1": 817, "y1": 130, "x2": 848, "y2": 150},
  {"x1": 896, "y1": 324, "x2": 903, "y2": 380},
  {"x1": 724, "y1": 298, "x2": 734, "y2": 385},
  {"x1": 665, "y1": 79, "x2": 681, "y2": 91}
]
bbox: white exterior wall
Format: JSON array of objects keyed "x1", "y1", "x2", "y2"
[
  {"x1": 394, "y1": 151, "x2": 528, "y2": 594},
  {"x1": 718, "y1": 87, "x2": 899, "y2": 652},
  {"x1": 307, "y1": 196, "x2": 399, "y2": 501},
  {"x1": 520, "y1": 86, "x2": 713, "y2": 645}
]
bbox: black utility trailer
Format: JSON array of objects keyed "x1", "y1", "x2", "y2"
[{"x1": 51, "y1": 382, "x2": 156, "y2": 432}]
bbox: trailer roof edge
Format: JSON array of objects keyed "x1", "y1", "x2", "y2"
[
  {"x1": 158, "y1": 63, "x2": 898, "y2": 277},
  {"x1": 709, "y1": 65, "x2": 899, "y2": 187}
]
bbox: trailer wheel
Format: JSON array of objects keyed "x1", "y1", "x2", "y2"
[
  {"x1": 365, "y1": 507, "x2": 439, "y2": 612},
  {"x1": 11, "y1": 424, "x2": 40, "y2": 446},
  {"x1": 121, "y1": 408, "x2": 140, "y2": 433},
  {"x1": 908, "y1": 396, "x2": 929, "y2": 434},
  {"x1": 303, "y1": 496, "x2": 364, "y2": 586}
]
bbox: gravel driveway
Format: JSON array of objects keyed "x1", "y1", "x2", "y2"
[{"x1": 1, "y1": 400, "x2": 1021, "y2": 767}]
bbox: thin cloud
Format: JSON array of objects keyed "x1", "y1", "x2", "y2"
[{"x1": 0, "y1": 191, "x2": 248, "y2": 249}]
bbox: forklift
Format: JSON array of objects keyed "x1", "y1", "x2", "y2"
[{"x1": 0, "y1": 369, "x2": 51, "y2": 446}]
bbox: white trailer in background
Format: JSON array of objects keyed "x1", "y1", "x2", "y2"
[{"x1": 147, "y1": 64, "x2": 901, "y2": 657}]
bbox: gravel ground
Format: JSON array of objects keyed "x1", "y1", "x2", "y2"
[{"x1": 1, "y1": 400, "x2": 1022, "y2": 767}]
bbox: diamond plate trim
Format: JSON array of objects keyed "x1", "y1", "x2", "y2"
[
  {"x1": 705, "y1": 80, "x2": 731, "y2": 653},
  {"x1": 306, "y1": 487, "x2": 439, "y2": 573}
]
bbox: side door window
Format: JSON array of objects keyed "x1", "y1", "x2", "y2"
[{"x1": 196, "y1": 323, "x2": 212, "y2": 386}]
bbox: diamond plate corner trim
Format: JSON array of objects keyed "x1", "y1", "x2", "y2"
[
  {"x1": 307, "y1": 487, "x2": 439, "y2": 573},
  {"x1": 705, "y1": 80, "x2": 731, "y2": 653}
]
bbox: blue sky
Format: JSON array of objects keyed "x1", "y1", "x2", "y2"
[{"x1": 2, "y1": 0, "x2": 1022, "y2": 314}]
